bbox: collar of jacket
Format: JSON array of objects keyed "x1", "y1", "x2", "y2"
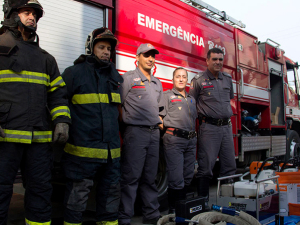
[
  {"x1": 206, "y1": 69, "x2": 223, "y2": 80},
  {"x1": 0, "y1": 30, "x2": 17, "y2": 55}
]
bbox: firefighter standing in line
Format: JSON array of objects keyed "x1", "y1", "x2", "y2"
[
  {"x1": 118, "y1": 43, "x2": 163, "y2": 225},
  {"x1": 159, "y1": 67, "x2": 197, "y2": 214},
  {"x1": 0, "y1": 0, "x2": 70, "y2": 224},
  {"x1": 61, "y1": 28, "x2": 123, "y2": 225},
  {"x1": 189, "y1": 48, "x2": 236, "y2": 208}
]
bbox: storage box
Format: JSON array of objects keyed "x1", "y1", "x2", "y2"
[
  {"x1": 175, "y1": 196, "x2": 205, "y2": 220},
  {"x1": 276, "y1": 172, "x2": 300, "y2": 216},
  {"x1": 289, "y1": 203, "x2": 300, "y2": 216},
  {"x1": 278, "y1": 184, "x2": 297, "y2": 216}
]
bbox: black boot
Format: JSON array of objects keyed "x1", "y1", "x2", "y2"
[
  {"x1": 197, "y1": 177, "x2": 210, "y2": 211},
  {"x1": 168, "y1": 188, "x2": 186, "y2": 214}
]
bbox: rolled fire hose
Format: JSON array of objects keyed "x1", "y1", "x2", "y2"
[
  {"x1": 190, "y1": 211, "x2": 261, "y2": 225},
  {"x1": 157, "y1": 209, "x2": 261, "y2": 225}
]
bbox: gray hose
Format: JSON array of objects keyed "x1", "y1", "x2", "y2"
[{"x1": 190, "y1": 211, "x2": 260, "y2": 225}]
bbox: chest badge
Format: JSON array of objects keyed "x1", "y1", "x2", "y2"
[
  {"x1": 140, "y1": 81, "x2": 145, "y2": 85},
  {"x1": 178, "y1": 96, "x2": 182, "y2": 99},
  {"x1": 133, "y1": 78, "x2": 141, "y2": 82},
  {"x1": 138, "y1": 95, "x2": 142, "y2": 99},
  {"x1": 208, "y1": 92, "x2": 211, "y2": 95},
  {"x1": 178, "y1": 107, "x2": 182, "y2": 110}
]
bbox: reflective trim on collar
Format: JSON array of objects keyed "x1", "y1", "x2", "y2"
[
  {"x1": 0, "y1": 70, "x2": 50, "y2": 86},
  {"x1": 64, "y1": 143, "x2": 120, "y2": 159}
]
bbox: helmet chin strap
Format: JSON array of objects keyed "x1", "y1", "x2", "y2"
[{"x1": 15, "y1": 15, "x2": 37, "y2": 33}]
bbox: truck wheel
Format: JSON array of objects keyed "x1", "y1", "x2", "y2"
[
  {"x1": 156, "y1": 150, "x2": 168, "y2": 211},
  {"x1": 286, "y1": 130, "x2": 300, "y2": 160}
]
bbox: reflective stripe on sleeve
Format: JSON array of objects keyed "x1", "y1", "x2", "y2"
[
  {"x1": 0, "y1": 70, "x2": 50, "y2": 86},
  {"x1": 111, "y1": 93, "x2": 121, "y2": 103},
  {"x1": 0, "y1": 129, "x2": 32, "y2": 144},
  {"x1": 50, "y1": 106, "x2": 71, "y2": 120},
  {"x1": 48, "y1": 76, "x2": 66, "y2": 92},
  {"x1": 25, "y1": 218, "x2": 51, "y2": 225},
  {"x1": 32, "y1": 131, "x2": 52, "y2": 143},
  {"x1": 72, "y1": 93, "x2": 109, "y2": 104},
  {"x1": 64, "y1": 143, "x2": 120, "y2": 159}
]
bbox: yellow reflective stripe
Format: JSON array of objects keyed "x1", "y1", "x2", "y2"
[
  {"x1": 72, "y1": 93, "x2": 110, "y2": 104},
  {"x1": 111, "y1": 148, "x2": 121, "y2": 159},
  {"x1": 33, "y1": 131, "x2": 52, "y2": 143},
  {"x1": 25, "y1": 218, "x2": 51, "y2": 225},
  {"x1": 111, "y1": 93, "x2": 121, "y2": 103},
  {"x1": 0, "y1": 129, "x2": 32, "y2": 144},
  {"x1": 50, "y1": 106, "x2": 71, "y2": 120},
  {"x1": 64, "y1": 222, "x2": 82, "y2": 225},
  {"x1": 96, "y1": 220, "x2": 118, "y2": 225},
  {"x1": 65, "y1": 143, "x2": 118, "y2": 159},
  {"x1": 48, "y1": 76, "x2": 66, "y2": 92},
  {"x1": 0, "y1": 70, "x2": 50, "y2": 86}
]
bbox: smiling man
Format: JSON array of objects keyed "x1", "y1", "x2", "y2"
[
  {"x1": 159, "y1": 67, "x2": 197, "y2": 214},
  {"x1": 119, "y1": 43, "x2": 163, "y2": 225},
  {"x1": 189, "y1": 48, "x2": 236, "y2": 210},
  {"x1": 61, "y1": 28, "x2": 123, "y2": 225}
]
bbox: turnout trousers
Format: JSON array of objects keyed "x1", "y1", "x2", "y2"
[
  {"x1": 163, "y1": 134, "x2": 196, "y2": 189},
  {"x1": 63, "y1": 153, "x2": 120, "y2": 224},
  {"x1": 196, "y1": 122, "x2": 236, "y2": 179},
  {"x1": 0, "y1": 142, "x2": 52, "y2": 225},
  {"x1": 119, "y1": 126, "x2": 160, "y2": 224}
]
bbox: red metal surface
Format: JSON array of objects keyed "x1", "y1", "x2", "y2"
[{"x1": 86, "y1": 0, "x2": 113, "y2": 8}]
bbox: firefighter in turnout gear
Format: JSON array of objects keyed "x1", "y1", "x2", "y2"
[
  {"x1": 0, "y1": 0, "x2": 71, "y2": 224},
  {"x1": 61, "y1": 28, "x2": 123, "y2": 225}
]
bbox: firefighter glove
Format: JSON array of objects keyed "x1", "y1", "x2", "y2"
[
  {"x1": 0, "y1": 125, "x2": 5, "y2": 138},
  {"x1": 53, "y1": 123, "x2": 69, "y2": 144}
]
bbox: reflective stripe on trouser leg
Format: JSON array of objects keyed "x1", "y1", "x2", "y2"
[
  {"x1": 63, "y1": 221, "x2": 82, "y2": 225},
  {"x1": 96, "y1": 220, "x2": 118, "y2": 225},
  {"x1": 25, "y1": 218, "x2": 51, "y2": 225}
]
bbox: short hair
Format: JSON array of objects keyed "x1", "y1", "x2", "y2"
[
  {"x1": 173, "y1": 67, "x2": 188, "y2": 78},
  {"x1": 207, "y1": 48, "x2": 224, "y2": 59}
]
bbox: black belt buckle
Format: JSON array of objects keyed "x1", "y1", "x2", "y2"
[
  {"x1": 188, "y1": 131, "x2": 196, "y2": 139},
  {"x1": 217, "y1": 119, "x2": 223, "y2": 126}
]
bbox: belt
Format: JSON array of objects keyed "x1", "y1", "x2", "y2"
[
  {"x1": 130, "y1": 125, "x2": 159, "y2": 130},
  {"x1": 166, "y1": 128, "x2": 197, "y2": 140},
  {"x1": 202, "y1": 116, "x2": 231, "y2": 126}
]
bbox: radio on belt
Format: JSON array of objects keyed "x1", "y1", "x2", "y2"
[{"x1": 175, "y1": 196, "x2": 206, "y2": 223}]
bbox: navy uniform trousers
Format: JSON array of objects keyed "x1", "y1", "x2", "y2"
[
  {"x1": 0, "y1": 142, "x2": 52, "y2": 225},
  {"x1": 62, "y1": 152, "x2": 120, "y2": 223},
  {"x1": 119, "y1": 126, "x2": 160, "y2": 224},
  {"x1": 197, "y1": 122, "x2": 236, "y2": 179},
  {"x1": 163, "y1": 134, "x2": 196, "y2": 189}
]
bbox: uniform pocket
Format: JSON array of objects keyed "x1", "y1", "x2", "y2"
[{"x1": 0, "y1": 102, "x2": 12, "y2": 126}]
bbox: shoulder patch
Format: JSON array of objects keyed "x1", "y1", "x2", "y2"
[
  {"x1": 222, "y1": 72, "x2": 232, "y2": 78},
  {"x1": 193, "y1": 72, "x2": 204, "y2": 80}
]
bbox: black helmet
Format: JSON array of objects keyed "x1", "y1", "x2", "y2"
[
  {"x1": 1, "y1": 0, "x2": 43, "y2": 30},
  {"x1": 85, "y1": 27, "x2": 118, "y2": 55}
]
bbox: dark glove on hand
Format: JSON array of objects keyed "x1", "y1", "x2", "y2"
[
  {"x1": 53, "y1": 123, "x2": 69, "y2": 144},
  {"x1": 0, "y1": 125, "x2": 5, "y2": 138}
]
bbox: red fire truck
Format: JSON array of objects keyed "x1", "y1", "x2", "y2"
[{"x1": 111, "y1": 0, "x2": 299, "y2": 200}]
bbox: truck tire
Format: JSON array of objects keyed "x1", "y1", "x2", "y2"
[{"x1": 286, "y1": 129, "x2": 300, "y2": 160}]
